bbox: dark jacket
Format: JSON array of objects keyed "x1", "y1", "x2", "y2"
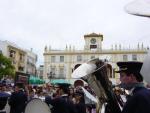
[
  {"x1": 45, "y1": 95, "x2": 77, "y2": 113},
  {"x1": 0, "y1": 92, "x2": 10, "y2": 110},
  {"x1": 75, "y1": 101, "x2": 86, "y2": 113},
  {"x1": 9, "y1": 90, "x2": 27, "y2": 113},
  {"x1": 122, "y1": 87, "x2": 150, "y2": 113}
]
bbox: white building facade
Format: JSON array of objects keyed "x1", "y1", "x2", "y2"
[
  {"x1": 43, "y1": 33, "x2": 148, "y2": 83},
  {"x1": 37, "y1": 65, "x2": 44, "y2": 79},
  {"x1": 26, "y1": 49, "x2": 37, "y2": 75}
]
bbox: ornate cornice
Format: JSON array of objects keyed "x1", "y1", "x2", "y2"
[
  {"x1": 43, "y1": 49, "x2": 147, "y2": 55},
  {"x1": 84, "y1": 32, "x2": 103, "y2": 38}
]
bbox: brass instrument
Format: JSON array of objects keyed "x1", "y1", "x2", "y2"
[{"x1": 72, "y1": 58, "x2": 121, "y2": 113}]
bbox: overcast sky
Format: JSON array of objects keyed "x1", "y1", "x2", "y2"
[{"x1": 0, "y1": 0, "x2": 150, "y2": 66}]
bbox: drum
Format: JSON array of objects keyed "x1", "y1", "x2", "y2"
[{"x1": 25, "y1": 98, "x2": 51, "y2": 113}]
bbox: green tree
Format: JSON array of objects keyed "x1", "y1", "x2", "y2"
[{"x1": 0, "y1": 53, "x2": 15, "y2": 79}]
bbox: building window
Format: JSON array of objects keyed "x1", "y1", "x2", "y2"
[
  {"x1": 60, "y1": 56, "x2": 64, "y2": 62},
  {"x1": 90, "y1": 45, "x2": 97, "y2": 49},
  {"x1": 51, "y1": 67, "x2": 55, "y2": 73},
  {"x1": 123, "y1": 55, "x2": 128, "y2": 61},
  {"x1": 59, "y1": 68, "x2": 65, "y2": 78},
  {"x1": 91, "y1": 56, "x2": 95, "y2": 59},
  {"x1": 18, "y1": 66, "x2": 24, "y2": 71},
  {"x1": 77, "y1": 55, "x2": 82, "y2": 62},
  {"x1": 9, "y1": 50, "x2": 16, "y2": 58},
  {"x1": 20, "y1": 53, "x2": 24, "y2": 61},
  {"x1": 51, "y1": 56, "x2": 56, "y2": 63},
  {"x1": 132, "y1": 54, "x2": 137, "y2": 61},
  {"x1": 49, "y1": 67, "x2": 56, "y2": 78}
]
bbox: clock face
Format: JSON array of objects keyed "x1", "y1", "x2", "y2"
[{"x1": 90, "y1": 38, "x2": 96, "y2": 44}]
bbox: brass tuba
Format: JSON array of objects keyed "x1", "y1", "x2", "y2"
[{"x1": 72, "y1": 58, "x2": 121, "y2": 113}]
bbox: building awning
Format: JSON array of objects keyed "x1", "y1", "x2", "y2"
[
  {"x1": 49, "y1": 79, "x2": 73, "y2": 84},
  {"x1": 29, "y1": 76, "x2": 45, "y2": 84},
  {"x1": 49, "y1": 79, "x2": 87, "y2": 86}
]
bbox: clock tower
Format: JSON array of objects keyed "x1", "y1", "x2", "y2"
[{"x1": 84, "y1": 33, "x2": 103, "y2": 51}]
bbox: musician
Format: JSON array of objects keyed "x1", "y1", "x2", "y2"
[
  {"x1": 116, "y1": 61, "x2": 150, "y2": 113},
  {"x1": 0, "y1": 83, "x2": 10, "y2": 113},
  {"x1": 45, "y1": 83, "x2": 77, "y2": 113},
  {"x1": 8, "y1": 82, "x2": 27, "y2": 113},
  {"x1": 74, "y1": 90, "x2": 86, "y2": 113}
]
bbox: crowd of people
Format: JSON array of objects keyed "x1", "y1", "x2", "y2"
[
  {"x1": 1, "y1": 61, "x2": 150, "y2": 113},
  {"x1": 0, "y1": 79, "x2": 97, "y2": 113}
]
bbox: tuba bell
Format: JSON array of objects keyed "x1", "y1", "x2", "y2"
[{"x1": 72, "y1": 58, "x2": 121, "y2": 113}]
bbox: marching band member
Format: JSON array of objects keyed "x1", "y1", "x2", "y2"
[
  {"x1": 45, "y1": 83, "x2": 77, "y2": 113},
  {"x1": 0, "y1": 83, "x2": 10, "y2": 113},
  {"x1": 116, "y1": 61, "x2": 150, "y2": 113},
  {"x1": 74, "y1": 89, "x2": 86, "y2": 113},
  {"x1": 8, "y1": 82, "x2": 27, "y2": 113}
]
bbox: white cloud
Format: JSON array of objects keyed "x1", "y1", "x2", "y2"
[{"x1": 0, "y1": 0, "x2": 150, "y2": 65}]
